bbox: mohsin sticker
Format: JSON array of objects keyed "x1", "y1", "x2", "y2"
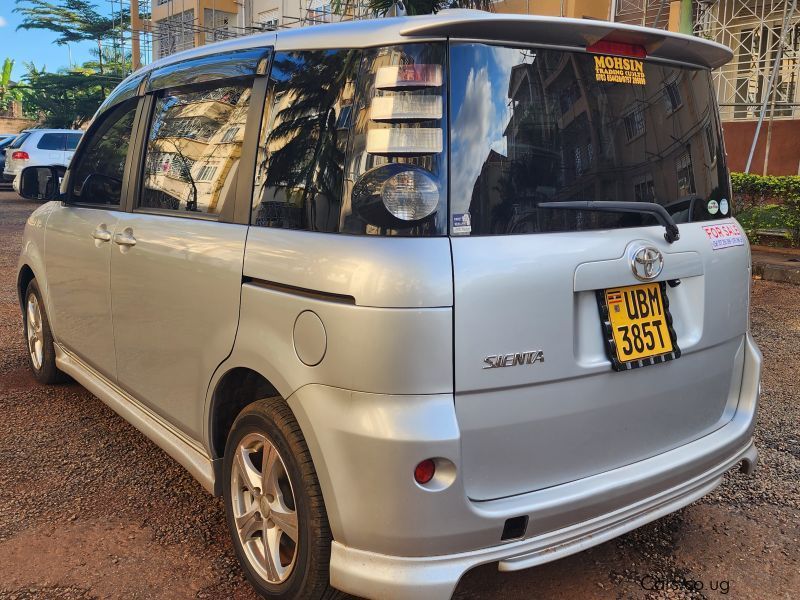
[{"x1": 594, "y1": 56, "x2": 646, "y2": 85}]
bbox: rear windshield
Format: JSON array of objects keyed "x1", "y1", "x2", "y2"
[
  {"x1": 9, "y1": 133, "x2": 30, "y2": 149},
  {"x1": 449, "y1": 43, "x2": 731, "y2": 236}
]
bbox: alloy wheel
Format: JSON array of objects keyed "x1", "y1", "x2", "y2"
[
  {"x1": 231, "y1": 432, "x2": 299, "y2": 584},
  {"x1": 26, "y1": 294, "x2": 44, "y2": 371}
]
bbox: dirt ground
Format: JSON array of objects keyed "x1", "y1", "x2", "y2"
[{"x1": 0, "y1": 188, "x2": 797, "y2": 600}]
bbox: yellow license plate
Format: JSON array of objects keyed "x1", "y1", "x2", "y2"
[{"x1": 601, "y1": 282, "x2": 678, "y2": 369}]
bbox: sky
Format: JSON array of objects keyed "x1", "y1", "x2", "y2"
[{"x1": 0, "y1": 4, "x2": 100, "y2": 82}]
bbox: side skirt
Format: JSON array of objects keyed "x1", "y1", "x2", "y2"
[{"x1": 55, "y1": 343, "x2": 218, "y2": 495}]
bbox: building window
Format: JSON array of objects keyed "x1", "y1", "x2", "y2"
[
  {"x1": 221, "y1": 127, "x2": 240, "y2": 143},
  {"x1": 155, "y1": 10, "x2": 194, "y2": 58},
  {"x1": 633, "y1": 176, "x2": 655, "y2": 203},
  {"x1": 675, "y1": 148, "x2": 695, "y2": 196},
  {"x1": 196, "y1": 165, "x2": 218, "y2": 181},
  {"x1": 257, "y1": 9, "x2": 279, "y2": 30},
  {"x1": 663, "y1": 79, "x2": 682, "y2": 113},
  {"x1": 623, "y1": 105, "x2": 645, "y2": 140}
]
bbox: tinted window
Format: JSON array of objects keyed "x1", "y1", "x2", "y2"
[
  {"x1": 71, "y1": 99, "x2": 138, "y2": 206},
  {"x1": 251, "y1": 43, "x2": 448, "y2": 236},
  {"x1": 9, "y1": 133, "x2": 30, "y2": 149},
  {"x1": 251, "y1": 49, "x2": 359, "y2": 231},
  {"x1": 341, "y1": 43, "x2": 448, "y2": 236},
  {"x1": 140, "y1": 81, "x2": 252, "y2": 215},
  {"x1": 65, "y1": 133, "x2": 82, "y2": 150},
  {"x1": 37, "y1": 133, "x2": 65, "y2": 151},
  {"x1": 449, "y1": 44, "x2": 731, "y2": 236}
]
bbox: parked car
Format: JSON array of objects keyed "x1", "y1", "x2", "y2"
[
  {"x1": 0, "y1": 135, "x2": 17, "y2": 178},
  {"x1": 2, "y1": 128, "x2": 82, "y2": 183},
  {"x1": 16, "y1": 12, "x2": 760, "y2": 600}
]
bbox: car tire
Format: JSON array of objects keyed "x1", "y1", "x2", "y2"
[
  {"x1": 223, "y1": 397, "x2": 341, "y2": 600},
  {"x1": 23, "y1": 279, "x2": 69, "y2": 384}
]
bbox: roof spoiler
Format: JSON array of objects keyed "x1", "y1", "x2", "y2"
[{"x1": 400, "y1": 10, "x2": 732, "y2": 69}]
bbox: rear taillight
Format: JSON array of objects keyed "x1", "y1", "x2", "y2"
[
  {"x1": 375, "y1": 64, "x2": 442, "y2": 89},
  {"x1": 353, "y1": 53, "x2": 444, "y2": 227},
  {"x1": 352, "y1": 163, "x2": 440, "y2": 223},
  {"x1": 11, "y1": 151, "x2": 29, "y2": 161}
]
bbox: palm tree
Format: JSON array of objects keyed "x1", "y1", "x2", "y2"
[{"x1": 259, "y1": 49, "x2": 360, "y2": 229}]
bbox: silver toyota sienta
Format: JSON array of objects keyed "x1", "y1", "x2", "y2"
[{"x1": 16, "y1": 11, "x2": 761, "y2": 600}]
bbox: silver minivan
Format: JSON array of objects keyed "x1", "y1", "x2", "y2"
[{"x1": 16, "y1": 11, "x2": 761, "y2": 600}]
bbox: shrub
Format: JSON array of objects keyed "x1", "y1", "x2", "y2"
[{"x1": 731, "y1": 173, "x2": 800, "y2": 246}]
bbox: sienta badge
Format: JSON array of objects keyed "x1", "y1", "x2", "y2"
[
  {"x1": 719, "y1": 198, "x2": 729, "y2": 215},
  {"x1": 707, "y1": 199, "x2": 719, "y2": 215}
]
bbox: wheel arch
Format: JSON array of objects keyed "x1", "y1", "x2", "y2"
[
  {"x1": 207, "y1": 366, "x2": 282, "y2": 463},
  {"x1": 17, "y1": 264, "x2": 36, "y2": 310}
]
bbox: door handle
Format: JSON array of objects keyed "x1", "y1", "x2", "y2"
[
  {"x1": 113, "y1": 229, "x2": 137, "y2": 247},
  {"x1": 91, "y1": 225, "x2": 112, "y2": 242}
]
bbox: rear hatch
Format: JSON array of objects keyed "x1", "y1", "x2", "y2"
[{"x1": 448, "y1": 42, "x2": 750, "y2": 501}]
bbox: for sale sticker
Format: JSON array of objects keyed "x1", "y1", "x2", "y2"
[{"x1": 703, "y1": 222, "x2": 745, "y2": 250}]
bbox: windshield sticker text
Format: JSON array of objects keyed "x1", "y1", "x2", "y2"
[{"x1": 594, "y1": 56, "x2": 646, "y2": 85}]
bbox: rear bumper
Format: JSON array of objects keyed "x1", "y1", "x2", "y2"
[
  {"x1": 289, "y1": 333, "x2": 761, "y2": 600},
  {"x1": 330, "y1": 441, "x2": 757, "y2": 600}
]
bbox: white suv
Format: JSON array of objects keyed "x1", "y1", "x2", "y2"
[{"x1": 3, "y1": 129, "x2": 83, "y2": 187}]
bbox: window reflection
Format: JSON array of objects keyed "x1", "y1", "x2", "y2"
[
  {"x1": 141, "y1": 82, "x2": 251, "y2": 215},
  {"x1": 449, "y1": 44, "x2": 730, "y2": 235},
  {"x1": 251, "y1": 49, "x2": 359, "y2": 231},
  {"x1": 71, "y1": 99, "x2": 137, "y2": 206}
]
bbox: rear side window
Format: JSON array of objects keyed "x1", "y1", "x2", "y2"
[
  {"x1": 139, "y1": 81, "x2": 252, "y2": 215},
  {"x1": 251, "y1": 43, "x2": 448, "y2": 236},
  {"x1": 65, "y1": 133, "x2": 82, "y2": 150},
  {"x1": 251, "y1": 49, "x2": 359, "y2": 232},
  {"x1": 70, "y1": 99, "x2": 138, "y2": 206},
  {"x1": 9, "y1": 133, "x2": 30, "y2": 149},
  {"x1": 449, "y1": 43, "x2": 731, "y2": 236},
  {"x1": 37, "y1": 133, "x2": 65, "y2": 151}
]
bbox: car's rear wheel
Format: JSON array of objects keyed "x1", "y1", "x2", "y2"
[
  {"x1": 23, "y1": 279, "x2": 68, "y2": 384},
  {"x1": 223, "y1": 397, "x2": 340, "y2": 600}
]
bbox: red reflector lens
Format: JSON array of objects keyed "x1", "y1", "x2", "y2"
[
  {"x1": 586, "y1": 40, "x2": 646, "y2": 59},
  {"x1": 11, "y1": 151, "x2": 29, "y2": 160},
  {"x1": 414, "y1": 459, "x2": 436, "y2": 485}
]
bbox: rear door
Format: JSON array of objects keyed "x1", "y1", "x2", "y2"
[
  {"x1": 449, "y1": 43, "x2": 749, "y2": 500},
  {"x1": 109, "y1": 52, "x2": 266, "y2": 440},
  {"x1": 36, "y1": 133, "x2": 65, "y2": 165}
]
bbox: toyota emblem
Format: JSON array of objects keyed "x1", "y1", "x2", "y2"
[{"x1": 630, "y1": 246, "x2": 664, "y2": 281}]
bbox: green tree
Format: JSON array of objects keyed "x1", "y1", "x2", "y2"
[
  {"x1": 14, "y1": 0, "x2": 130, "y2": 95},
  {"x1": 0, "y1": 58, "x2": 27, "y2": 112},
  {"x1": 21, "y1": 62, "x2": 113, "y2": 128}
]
